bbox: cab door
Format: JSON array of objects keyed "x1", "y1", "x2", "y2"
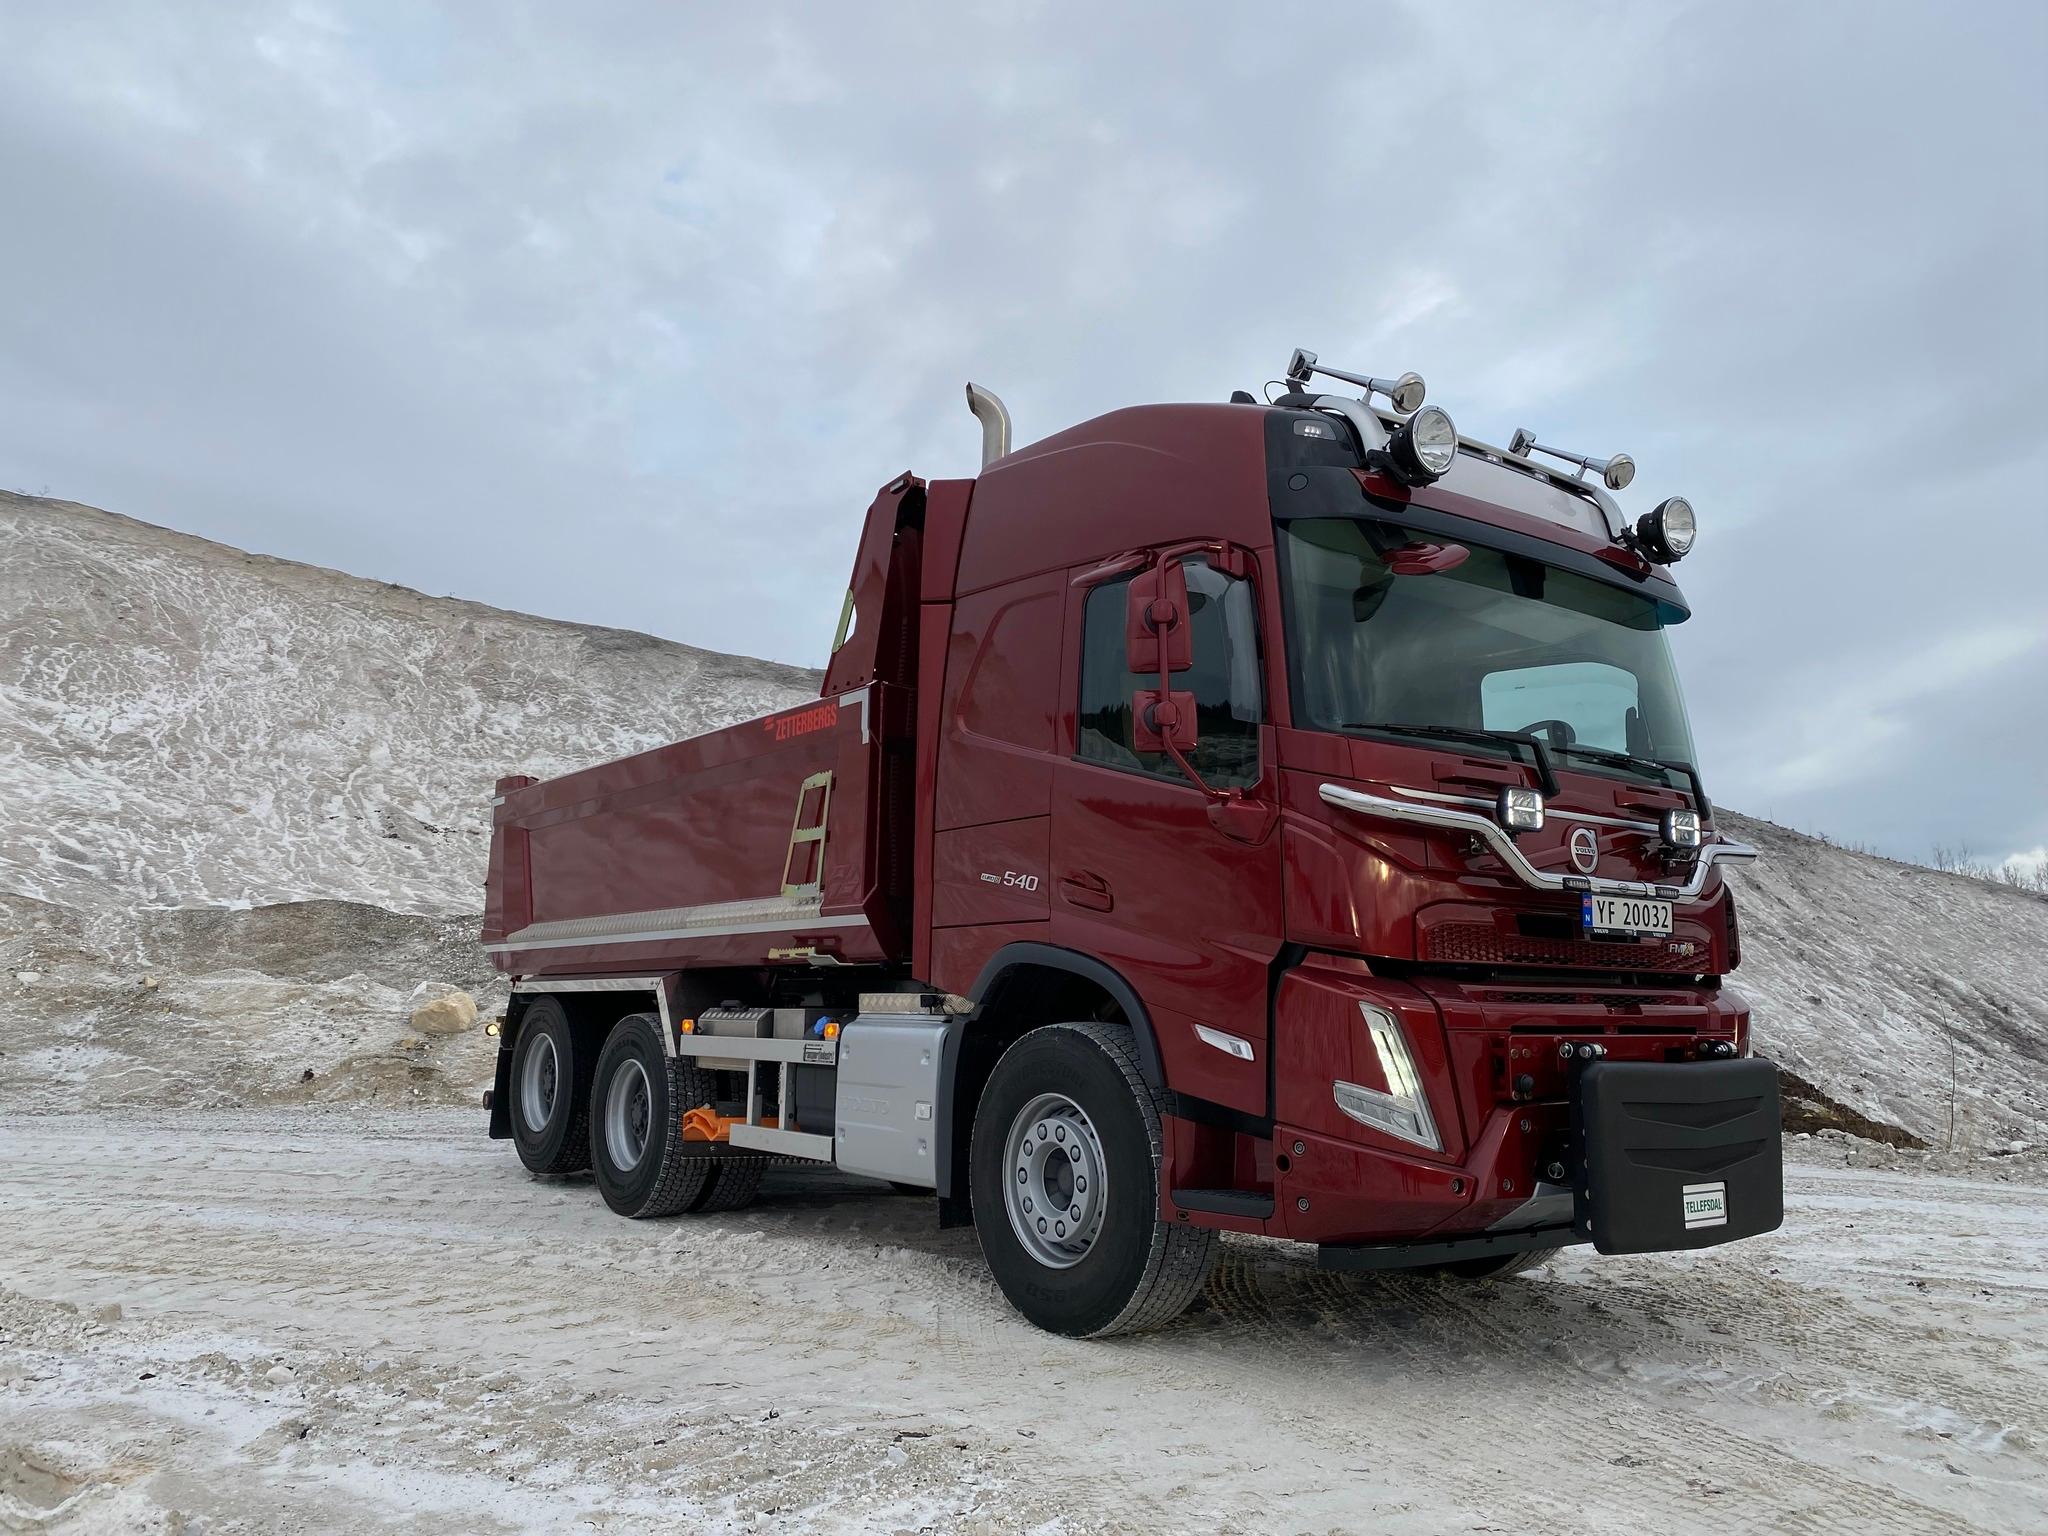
[{"x1": 1050, "y1": 549, "x2": 1284, "y2": 1120}]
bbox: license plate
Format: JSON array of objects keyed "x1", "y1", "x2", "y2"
[
  {"x1": 1682, "y1": 1181, "x2": 1728, "y2": 1229},
  {"x1": 1582, "y1": 893, "x2": 1673, "y2": 936}
]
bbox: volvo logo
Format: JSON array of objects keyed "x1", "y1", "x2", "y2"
[{"x1": 1569, "y1": 826, "x2": 1599, "y2": 874}]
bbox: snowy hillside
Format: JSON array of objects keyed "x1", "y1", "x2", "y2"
[
  {"x1": 1, "y1": 491, "x2": 2042, "y2": 1148},
  {"x1": 0, "y1": 493, "x2": 817, "y2": 915},
  {"x1": 1721, "y1": 814, "x2": 2048, "y2": 1151}
]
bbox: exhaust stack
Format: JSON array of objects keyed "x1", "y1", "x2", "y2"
[{"x1": 965, "y1": 382, "x2": 1012, "y2": 469}]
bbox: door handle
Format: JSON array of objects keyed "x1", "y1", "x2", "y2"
[{"x1": 1059, "y1": 871, "x2": 1114, "y2": 912}]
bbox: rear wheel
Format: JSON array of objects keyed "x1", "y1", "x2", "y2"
[
  {"x1": 698, "y1": 1159, "x2": 765, "y2": 1213},
  {"x1": 970, "y1": 1023, "x2": 1216, "y2": 1337},
  {"x1": 509, "y1": 997, "x2": 590, "y2": 1180},
  {"x1": 589, "y1": 1013, "x2": 718, "y2": 1218}
]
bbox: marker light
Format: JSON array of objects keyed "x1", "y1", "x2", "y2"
[
  {"x1": 680, "y1": 1018, "x2": 697, "y2": 1034},
  {"x1": 1635, "y1": 496, "x2": 1696, "y2": 563},
  {"x1": 1498, "y1": 786, "x2": 1546, "y2": 833},
  {"x1": 1387, "y1": 405, "x2": 1459, "y2": 484},
  {"x1": 1662, "y1": 808, "x2": 1703, "y2": 849}
]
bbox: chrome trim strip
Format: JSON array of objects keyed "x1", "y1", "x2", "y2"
[
  {"x1": 512, "y1": 974, "x2": 677, "y2": 1056},
  {"x1": 1193, "y1": 1023, "x2": 1255, "y2": 1061},
  {"x1": 1319, "y1": 782, "x2": 1757, "y2": 901},
  {"x1": 486, "y1": 895, "x2": 867, "y2": 955},
  {"x1": 1386, "y1": 782, "x2": 1672, "y2": 834}
]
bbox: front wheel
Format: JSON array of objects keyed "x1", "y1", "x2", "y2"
[{"x1": 970, "y1": 1023, "x2": 1216, "y2": 1337}]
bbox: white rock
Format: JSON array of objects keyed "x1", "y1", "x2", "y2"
[
  {"x1": 408, "y1": 982, "x2": 479, "y2": 1035},
  {"x1": 265, "y1": 1364, "x2": 294, "y2": 1386}
]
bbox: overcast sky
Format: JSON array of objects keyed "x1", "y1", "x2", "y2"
[{"x1": 3, "y1": 2, "x2": 2043, "y2": 871}]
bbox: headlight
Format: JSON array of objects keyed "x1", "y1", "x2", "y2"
[
  {"x1": 1635, "y1": 496, "x2": 1696, "y2": 563},
  {"x1": 1662, "y1": 807, "x2": 1702, "y2": 849},
  {"x1": 1387, "y1": 405, "x2": 1459, "y2": 484},
  {"x1": 1498, "y1": 785, "x2": 1546, "y2": 833},
  {"x1": 1333, "y1": 1005, "x2": 1443, "y2": 1152}
]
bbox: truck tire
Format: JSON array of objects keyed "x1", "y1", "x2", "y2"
[
  {"x1": 698, "y1": 1159, "x2": 765, "y2": 1213},
  {"x1": 509, "y1": 996, "x2": 591, "y2": 1180},
  {"x1": 589, "y1": 1013, "x2": 718, "y2": 1219},
  {"x1": 1439, "y1": 1247, "x2": 1560, "y2": 1280},
  {"x1": 970, "y1": 1022, "x2": 1216, "y2": 1337}
]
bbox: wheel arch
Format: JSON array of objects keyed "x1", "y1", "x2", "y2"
[{"x1": 934, "y1": 944, "x2": 1162, "y2": 1209}]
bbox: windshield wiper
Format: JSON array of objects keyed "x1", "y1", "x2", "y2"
[
  {"x1": 1342, "y1": 722, "x2": 1560, "y2": 798},
  {"x1": 1555, "y1": 744, "x2": 1712, "y2": 815}
]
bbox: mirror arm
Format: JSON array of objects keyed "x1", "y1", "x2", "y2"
[{"x1": 1143, "y1": 547, "x2": 1234, "y2": 806}]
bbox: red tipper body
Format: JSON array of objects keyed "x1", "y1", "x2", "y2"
[{"x1": 484, "y1": 395, "x2": 1759, "y2": 1253}]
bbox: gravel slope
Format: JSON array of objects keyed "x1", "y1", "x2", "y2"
[{"x1": 0, "y1": 1111, "x2": 2041, "y2": 1535}]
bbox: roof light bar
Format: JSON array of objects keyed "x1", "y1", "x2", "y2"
[
  {"x1": 1508, "y1": 427, "x2": 1635, "y2": 491},
  {"x1": 1285, "y1": 348, "x2": 1427, "y2": 414}
]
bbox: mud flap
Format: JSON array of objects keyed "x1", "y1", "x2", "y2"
[
  {"x1": 488, "y1": 1046, "x2": 514, "y2": 1139},
  {"x1": 1571, "y1": 1057, "x2": 1783, "y2": 1254}
]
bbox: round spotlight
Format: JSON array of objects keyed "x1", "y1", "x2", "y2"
[
  {"x1": 1602, "y1": 454, "x2": 1636, "y2": 492},
  {"x1": 1388, "y1": 405, "x2": 1459, "y2": 484},
  {"x1": 1387, "y1": 371, "x2": 1427, "y2": 414},
  {"x1": 1635, "y1": 496, "x2": 1696, "y2": 563}
]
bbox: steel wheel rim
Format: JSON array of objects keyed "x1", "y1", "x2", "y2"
[
  {"x1": 519, "y1": 1033, "x2": 559, "y2": 1132},
  {"x1": 604, "y1": 1058, "x2": 653, "y2": 1173},
  {"x1": 1002, "y1": 1092, "x2": 1108, "y2": 1269}
]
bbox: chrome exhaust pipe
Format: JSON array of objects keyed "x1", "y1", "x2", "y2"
[{"x1": 965, "y1": 382, "x2": 1012, "y2": 469}]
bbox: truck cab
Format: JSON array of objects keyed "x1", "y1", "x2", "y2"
[{"x1": 483, "y1": 351, "x2": 1780, "y2": 1337}]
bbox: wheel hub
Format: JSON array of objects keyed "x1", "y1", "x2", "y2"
[
  {"x1": 1002, "y1": 1092, "x2": 1108, "y2": 1269},
  {"x1": 604, "y1": 1058, "x2": 653, "y2": 1172},
  {"x1": 519, "y1": 1033, "x2": 559, "y2": 1132}
]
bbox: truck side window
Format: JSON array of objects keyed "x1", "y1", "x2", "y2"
[{"x1": 1077, "y1": 559, "x2": 1262, "y2": 788}]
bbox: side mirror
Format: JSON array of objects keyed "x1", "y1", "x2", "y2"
[
  {"x1": 1126, "y1": 561, "x2": 1192, "y2": 675},
  {"x1": 1131, "y1": 687, "x2": 1197, "y2": 753}
]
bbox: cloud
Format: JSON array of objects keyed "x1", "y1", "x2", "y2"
[{"x1": 0, "y1": 0, "x2": 2041, "y2": 867}]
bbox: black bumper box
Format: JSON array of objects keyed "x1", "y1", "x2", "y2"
[{"x1": 1570, "y1": 1057, "x2": 1784, "y2": 1255}]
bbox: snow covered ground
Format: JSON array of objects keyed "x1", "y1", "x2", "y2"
[{"x1": 1, "y1": 1110, "x2": 2042, "y2": 1535}]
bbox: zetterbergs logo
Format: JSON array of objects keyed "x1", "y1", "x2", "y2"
[{"x1": 765, "y1": 701, "x2": 838, "y2": 742}]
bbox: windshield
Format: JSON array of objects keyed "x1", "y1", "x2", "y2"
[{"x1": 1277, "y1": 518, "x2": 1697, "y2": 778}]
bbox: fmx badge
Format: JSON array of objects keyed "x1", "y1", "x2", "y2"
[{"x1": 1681, "y1": 1180, "x2": 1728, "y2": 1230}]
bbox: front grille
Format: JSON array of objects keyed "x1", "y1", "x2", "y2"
[{"x1": 1422, "y1": 922, "x2": 1700, "y2": 973}]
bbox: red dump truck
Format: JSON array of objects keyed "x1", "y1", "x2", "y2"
[{"x1": 482, "y1": 349, "x2": 1781, "y2": 1337}]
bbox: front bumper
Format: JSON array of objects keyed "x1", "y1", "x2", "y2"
[{"x1": 1300, "y1": 1056, "x2": 1784, "y2": 1263}]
